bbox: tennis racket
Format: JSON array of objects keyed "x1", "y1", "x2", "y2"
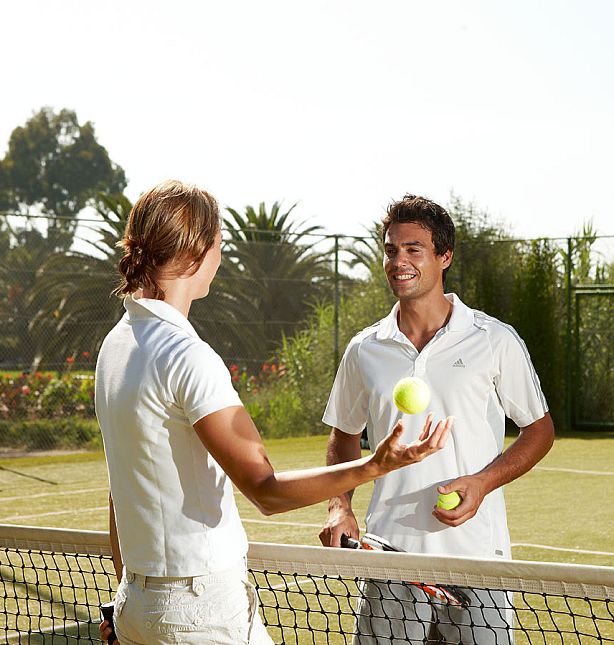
[
  {"x1": 100, "y1": 601, "x2": 117, "y2": 644},
  {"x1": 341, "y1": 533, "x2": 470, "y2": 607}
]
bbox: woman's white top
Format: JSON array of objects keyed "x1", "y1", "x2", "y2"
[{"x1": 95, "y1": 294, "x2": 246, "y2": 576}]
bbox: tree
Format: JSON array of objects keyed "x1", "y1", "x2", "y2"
[
  {"x1": 26, "y1": 194, "x2": 131, "y2": 369},
  {"x1": 27, "y1": 195, "x2": 261, "y2": 369},
  {"x1": 0, "y1": 107, "x2": 126, "y2": 251},
  {"x1": 222, "y1": 202, "x2": 332, "y2": 365}
]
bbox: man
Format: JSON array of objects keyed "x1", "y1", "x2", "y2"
[{"x1": 319, "y1": 195, "x2": 554, "y2": 644}]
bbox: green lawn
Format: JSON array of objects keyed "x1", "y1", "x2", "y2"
[{"x1": 0, "y1": 432, "x2": 613, "y2": 567}]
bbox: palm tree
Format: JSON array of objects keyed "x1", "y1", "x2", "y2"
[
  {"x1": 222, "y1": 202, "x2": 333, "y2": 366},
  {"x1": 27, "y1": 194, "x2": 130, "y2": 370},
  {"x1": 28, "y1": 195, "x2": 260, "y2": 368},
  {"x1": 0, "y1": 225, "x2": 57, "y2": 370}
]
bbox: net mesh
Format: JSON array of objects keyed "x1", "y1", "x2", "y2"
[{"x1": 1, "y1": 524, "x2": 613, "y2": 644}]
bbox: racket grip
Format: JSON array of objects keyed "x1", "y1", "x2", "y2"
[
  {"x1": 340, "y1": 534, "x2": 360, "y2": 549},
  {"x1": 101, "y1": 601, "x2": 117, "y2": 644}
]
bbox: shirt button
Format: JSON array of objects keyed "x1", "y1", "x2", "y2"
[
  {"x1": 126, "y1": 572, "x2": 135, "y2": 583},
  {"x1": 145, "y1": 620, "x2": 152, "y2": 629},
  {"x1": 194, "y1": 616, "x2": 203, "y2": 625},
  {"x1": 193, "y1": 583, "x2": 204, "y2": 595}
]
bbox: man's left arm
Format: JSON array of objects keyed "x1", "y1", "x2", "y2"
[{"x1": 433, "y1": 412, "x2": 554, "y2": 527}]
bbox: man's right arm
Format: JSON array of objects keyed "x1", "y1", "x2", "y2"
[{"x1": 319, "y1": 428, "x2": 363, "y2": 547}]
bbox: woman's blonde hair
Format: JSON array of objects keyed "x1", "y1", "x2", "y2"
[{"x1": 114, "y1": 180, "x2": 220, "y2": 299}]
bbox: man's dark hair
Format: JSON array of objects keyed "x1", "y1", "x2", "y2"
[{"x1": 382, "y1": 194, "x2": 455, "y2": 282}]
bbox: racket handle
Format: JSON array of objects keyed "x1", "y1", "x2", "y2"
[
  {"x1": 340, "y1": 534, "x2": 361, "y2": 549},
  {"x1": 101, "y1": 601, "x2": 117, "y2": 644}
]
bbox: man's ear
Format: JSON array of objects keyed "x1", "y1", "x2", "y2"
[{"x1": 441, "y1": 249, "x2": 454, "y2": 270}]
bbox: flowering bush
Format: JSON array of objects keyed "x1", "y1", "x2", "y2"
[
  {"x1": 0, "y1": 371, "x2": 95, "y2": 421},
  {"x1": 229, "y1": 362, "x2": 286, "y2": 395}
]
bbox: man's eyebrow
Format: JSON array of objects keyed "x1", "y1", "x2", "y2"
[{"x1": 384, "y1": 240, "x2": 425, "y2": 248}]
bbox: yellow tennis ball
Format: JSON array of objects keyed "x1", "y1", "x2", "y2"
[
  {"x1": 437, "y1": 491, "x2": 462, "y2": 510},
  {"x1": 392, "y1": 377, "x2": 431, "y2": 414}
]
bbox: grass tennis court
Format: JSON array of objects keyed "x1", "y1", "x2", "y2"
[{"x1": 1, "y1": 430, "x2": 613, "y2": 568}]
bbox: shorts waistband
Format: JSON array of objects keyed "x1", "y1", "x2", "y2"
[{"x1": 124, "y1": 562, "x2": 246, "y2": 589}]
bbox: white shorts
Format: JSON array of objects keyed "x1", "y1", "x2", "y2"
[
  {"x1": 113, "y1": 565, "x2": 274, "y2": 645},
  {"x1": 353, "y1": 579, "x2": 515, "y2": 645}
]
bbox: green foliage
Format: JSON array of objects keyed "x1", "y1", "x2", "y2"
[
  {"x1": 0, "y1": 107, "x2": 126, "y2": 251},
  {"x1": 239, "y1": 274, "x2": 395, "y2": 438},
  {"x1": 25, "y1": 194, "x2": 129, "y2": 368},
  {"x1": 0, "y1": 418, "x2": 101, "y2": 451},
  {"x1": 510, "y1": 239, "x2": 565, "y2": 422},
  {"x1": 221, "y1": 201, "x2": 333, "y2": 364}
]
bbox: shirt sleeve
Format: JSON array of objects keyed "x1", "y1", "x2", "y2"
[
  {"x1": 322, "y1": 339, "x2": 369, "y2": 435},
  {"x1": 170, "y1": 339, "x2": 242, "y2": 426},
  {"x1": 492, "y1": 324, "x2": 549, "y2": 427}
]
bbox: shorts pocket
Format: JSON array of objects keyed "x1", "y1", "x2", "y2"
[{"x1": 143, "y1": 578, "x2": 252, "y2": 643}]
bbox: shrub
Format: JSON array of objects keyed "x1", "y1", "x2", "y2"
[
  {"x1": 0, "y1": 418, "x2": 102, "y2": 451},
  {"x1": 0, "y1": 372, "x2": 95, "y2": 421}
]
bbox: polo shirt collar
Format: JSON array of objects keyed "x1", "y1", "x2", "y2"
[
  {"x1": 124, "y1": 293, "x2": 199, "y2": 338},
  {"x1": 375, "y1": 292, "x2": 474, "y2": 341}
]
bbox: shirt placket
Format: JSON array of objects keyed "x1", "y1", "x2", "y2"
[{"x1": 413, "y1": 328, "x2": 447, "y2": 377}]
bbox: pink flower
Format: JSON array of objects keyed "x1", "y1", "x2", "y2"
[
  {"x1": 66, "y1": 357, "x2": 75, "y2": 364},
  {"x1": 21, "y1": 386, "x2": 30, "y2": 395}
]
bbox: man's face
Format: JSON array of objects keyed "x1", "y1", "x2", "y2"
[{"x1": 383, "y1": 222, "x2": 452, "y2": 301}]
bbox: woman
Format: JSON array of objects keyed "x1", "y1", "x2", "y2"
[{"x1": 97, "y1": 180, "x2": 452, "y2": 644}]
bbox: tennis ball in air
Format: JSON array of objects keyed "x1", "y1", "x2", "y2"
[
  {"x1": 437, "y1": 491, "x2": 462, "y2": 510},
  {"x1": 392, "y1": 377, "x2": 431, "y2": 414}
]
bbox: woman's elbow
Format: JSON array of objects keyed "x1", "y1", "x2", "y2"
[{"x1": 245, "y1": 478, "x2": 291, "y2": 516}]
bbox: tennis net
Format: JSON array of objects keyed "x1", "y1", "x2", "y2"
[{"x1": 1, "y1": 523, "x2": 613, "y2": 644}]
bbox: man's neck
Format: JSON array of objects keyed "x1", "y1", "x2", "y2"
[{"x1": 397, "y1": 291, "x2": 452, "y2": 352}]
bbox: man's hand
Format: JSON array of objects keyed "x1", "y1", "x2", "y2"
[
  {"x1": 432, "y1": 474, "x2": 487, "y2": 527},
  {"x1": 319, "y1": 504, "x2": 359, "y2": 547},
  {"x1": 370, "y1": 414, "x2": 453, "y2": 477}
]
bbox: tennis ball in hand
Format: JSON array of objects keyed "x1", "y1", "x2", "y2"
[
  {"x1": 393, "y1": 377, "x2": 431, "y2": 414},
  {"x1": 437, "y1": 491, "x2": 462, "y2": 510}
]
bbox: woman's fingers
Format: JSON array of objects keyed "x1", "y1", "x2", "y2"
[{"x1": 418, "y1": 412, "x2": 434, "y2": 441}]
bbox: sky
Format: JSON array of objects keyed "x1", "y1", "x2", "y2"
[{"x1": 1, "y1": 0, "x2": 613, "y2": 239}]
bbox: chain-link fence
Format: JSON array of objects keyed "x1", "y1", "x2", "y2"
[{"x1": 0, "y1": 212, "x2": 612, "y2": 453}]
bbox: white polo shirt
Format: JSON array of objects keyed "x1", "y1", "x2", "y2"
[
  {"x1": 323, "y1": 293, "x2": 548, "y2": 558},
  {"x1": 95, "y1": 294, "x2": 247, "y2": 576}
]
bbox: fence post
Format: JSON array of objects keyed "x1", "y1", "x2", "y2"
[
  {"x1": 333, "y1": 235, "x2": 340, "y2": 374},
  {"x1": 565, "y1": 237, "x2": 573, "y2": 431}
]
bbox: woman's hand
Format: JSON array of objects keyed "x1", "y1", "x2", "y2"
[{"x1": 371, "y1": 413, "x2": 453, "y2": 476}]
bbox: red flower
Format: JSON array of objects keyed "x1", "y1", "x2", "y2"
[
  {"x1": 262, "y1": 363, "x2": 270, "y2": 372},
  {"x1": 66, "y1": 356, "x2": 75, "y2": 364},
  {"x1": 270, "y1": 364, "x2": 277, "y2": 373},
  {"x1": 230, "y1": 363, "x2": 239, "y2": 372},
  {"x1": 82, "y1": 351, "x2": 90, "y2": 358}
]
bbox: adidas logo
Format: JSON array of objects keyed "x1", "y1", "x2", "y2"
[{"x1": 452, "y1": 358, "x2": 466, "y2": 368}]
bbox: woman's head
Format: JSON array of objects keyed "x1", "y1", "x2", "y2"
[{"x1": 115, "y1": 180, "x2": 220, "y2": 299}]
